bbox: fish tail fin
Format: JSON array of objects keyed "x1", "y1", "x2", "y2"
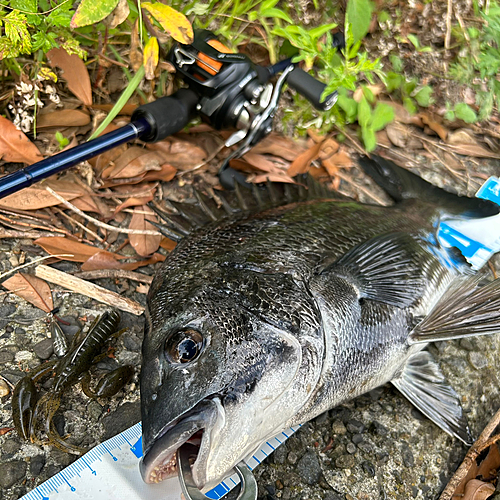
[
  {"x1": 410, "y1": 274, "x2": 500, "y2": 343},
  {"x1": 358, "y1": 155, "x2": 499, "y2": 218}
]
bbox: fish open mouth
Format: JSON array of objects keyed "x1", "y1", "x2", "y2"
[{"x1": 139, "y1": 399, "x2": 220, "y2": 486}]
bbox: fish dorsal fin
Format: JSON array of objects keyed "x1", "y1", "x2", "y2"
[
  {"x1": 319, "y1": 233, "x2": 424, "y2": 308},
  {"x1": 392, "y1": 351, "x2": 473, "y2": 444},
  {"x1": 359, "y1": 155, "x2": 499, "y2": 218},
  {"x1": 409, "y1": 274, "x2": 500, "y2": 343},
  {"x1": 152, "y1": 175, "x2": 341, "y2": 240}
]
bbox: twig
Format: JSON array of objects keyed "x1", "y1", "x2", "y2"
[
  {"x1": 53, "y1": 207, "x2": 104, "y2": 243},
  {"x1": 35, "y1": 264, "x2": 144, "y2": 316},
  {"x1": 445, "y1": 0, "x2": 453, "y2": 51},
  {"x1": 332, "y1": 124, "x2": 367, "y2": 156},
  {"x1": 439, "y1": 407, "x2": 500, "y2": 500},
  {"x1": 0, "y1": 230, "x2": 61, "y2": 239},
  {"x1": 0, "y1": 254, "x2": 73, "y2": 280},
  {"x1": 45, "y1": 187, "x2": 161, "y2": 236},
  {"x1": 421, "y1": 142, "x2": 467, "y2": 183},
  {"x1": 74, "y1": 269, "x2": 153, "y2": 284}
]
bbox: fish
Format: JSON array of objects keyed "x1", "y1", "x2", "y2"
[{"x1": 139, "y1": 155, "x2": 500, "y2": 491}]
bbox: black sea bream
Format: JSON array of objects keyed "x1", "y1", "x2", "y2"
[{"x1": 139, "y1": 155, "x2": 500, "y2": 490}]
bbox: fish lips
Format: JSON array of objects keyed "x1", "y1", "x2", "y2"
[{"x1": 139, "y1": 398, "x2": 220, "y2": 487}]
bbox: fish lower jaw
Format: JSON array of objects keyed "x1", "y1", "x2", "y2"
[{"x1": 148, "y1": 455, "x2": 177, "y2": 484}]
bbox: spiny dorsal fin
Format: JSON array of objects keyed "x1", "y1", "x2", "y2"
[{"x1": 152, "y1": 174, "x2": 339, "y2": 240}]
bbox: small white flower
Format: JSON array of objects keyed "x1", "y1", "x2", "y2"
[
  {"x1": 49, "y1": 93, "x2": 60, "y2": 104},
  {"x1": 45, "y1": 85, "x2": 55, "y2": 94}
]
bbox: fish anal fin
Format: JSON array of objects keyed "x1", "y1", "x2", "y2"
[
  {"x1": 410, "y1": 275, "x2": 500, "y2": 343},
  {"x1": 321, "y1": 233, "x2": 424, "y2": 308},
  {"x1": 392, "y1": 351, "x2": 473, "y2": 444}
]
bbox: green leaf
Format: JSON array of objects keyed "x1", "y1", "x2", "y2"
[
  {"x1": 308, "y1": 23, "x2": 338, "y2": 40},
  {"x1": 346, "y1": 0, "x2": 374, "y2": 43},
  {"x1": 259, "y1": 8, "x2": 293, "y2": 23},
  {"x1": 413, "y1": 85, "x2": 433, "y2": 107},
  {"x1": 361, "y1": 125, "x2": 377, "y2": 151},
  {"x1": 370, "y1": 102, "x2": 394, "y2": 131},
  {"x1": 407, "y1": 33, "x2": 433, "y2": 52},
  {"x1": 261, "y1": 0, "x2": 279, "y2": 10},
  {"x1": 389, "y1": 54, "x2": 403, "y2": 72},
  {"x1": 362, "y1": 85, "x2": 375, "y2": 104},
  {"x1": 357, "y1": 95, "x2": 372, "y2": 128},
  {"x1": 385, "y1": 72, "x2": 402, "y2": 93},
  {"x1": 337, "y1": 95, "x2": 357, "y2": 122},
  {"x1": 88, "y1": 66, "x2": 146, "y2": 141},
  {"x1": 454, "y1": 103, "x2": 478, "y2": 123},
  {"x1": 444, "y1": 109, "x2": 455, "y2": 121},
  {"x1": 71, "y1": 0, "x2": 120, "y2": 28},
  {"x1": 403, "y1": 96, "x2": 417, "y2": 114}
]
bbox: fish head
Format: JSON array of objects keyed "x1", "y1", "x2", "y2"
[{"x1": 140, "y1": 271, "x2": 322, "y2": 490}]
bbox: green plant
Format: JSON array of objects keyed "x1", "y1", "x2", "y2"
[
  {"x1": 444, "y1": 102, "x2": 478, "y2": 123},
  {"x1": 449, "y1": 0, "x2": 500, "y2": 120},
  {"x1": 55, "y1": 130, "x2": 69, "y2": 149},
  {"x1": 0, "y1": 0, "x2": 85, "y2": 60}
]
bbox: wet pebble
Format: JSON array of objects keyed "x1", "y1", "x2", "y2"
[
  {"x1": 402, "y1": 444, "x2": 415, "y2": 468},
  {"x1": 351, "y1": 433, "x2": 363, "y2": 444},
  {"x1": 346, "y1": 442, "x2": 356, "y2": 454},
  {"x1": 346, "y1": 419, "x2": 365, "y2": 434},
  {"x1": 371, "y1": 421, "x2": 388, "y2": 436},
  {"x1": 53, "y1": 414, "x2": 65, "y2": 437},
  {"x1": 30, "y1": 454, "x2": 46, "y2": 476},
  {"x1": 287, "y1": 451, "x2": 298, "y2": 465},
  {"x1": 2, "y1": 438, "x2": 21, "y2": 455},
  {"x1": 362, "y1": 461, "x2": 376, "y2": 477},
  {"x1": 0, "y1": 460, "x2": 27, "y2": 489},
  {"x1": 335, "y1": 454, "x2": 356, "y2": 469},
  {"x1": 468, "y1": 352, "x2": 489, "y2": 370},
  {"x1": 0, "y1": 378, "x2": 10, "y2": 396},
  {"x1": 33, "y1": 338, "x2": 54, "y2": 360},
  {"x1": 122, "y1": 333, "x2": 141, "y2": 352},
  {"x1": 87, "y1": 400, "x2": 103, "y2": 421},
  {"x1": 331, "y1": 421, "x2": 347, "y2": 435},
  {"x1": 102, "y1": 401, "x2": 140, "y2": 440},
  {"x1": 273, "y1": 443, "x2": 287, "y2": 464},
  {"x1": 0, "y1": 350, "x2": 14, "y2": 364},
  {"x1": 296, "y1": 450, "x2": 322, "y2": 485}
]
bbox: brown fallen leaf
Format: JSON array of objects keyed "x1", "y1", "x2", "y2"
[
  {"x1": 71, "y1": 194, "x2": 103, "y2": 214},
  {"x1": 81, "y1": 251, "x2": 165, "y2": 271},
  {"x1": 89, "y1": 143, "x2": 128, "y2": 177},
  {"x1": 0, "y1": 115, "x2": 43, "y2": 164},
  {"x1": 462, "y1": 479, "x2": 495, "y2": 500},
  {"x1": 34, "y1": 237, "x2": 124, "y2": 262},
  {"x1": 160, "y1": 238, "x2": 177, "y2": 252},
  {"x1": 0, "y1": 427, "x2": 15, "y2": 436},
  {"x1": 37, "y1": 109, "x2": 91, "y2": 128},
  {"x1": 136, "y1": 283, "x2": 149, "y2": 294},
  {"x1": 288, "y1": 140, "x2": 325, "y2": 176},
  {"x1": 251, "y1": 133, "x2": 307, "y2": 161},
  {"x1": 130, "y1": 19, "x2": 143, "y2": 73},
  {"x1": 102, "y1": 148, "x2": 163, "y2": 180},
  {"x1": 448, "y1": 143, "x2": 500, "y2": 159},
  {"x1": 129, "y1": 206, "x2": 162, "y2": 257},
  {"x1": 0, "y1": 177, "x2": 86, "y2": 210},
  {"x1": 101, "y1": 163, "x2": 176, "y2": 187},
  {"x1": 91, "y1": 103, "x2": 137, "y2": 116},
  {"x1": 114, "y1": 195, "x2": 154, "y2": 215},
  {"x1": 2, "y1": 273, "x2": 53, "y2": 313},
  {"x1": 242, "y1": 152, "x2": 289, "y2": 174},
  {"x1": 104, "y1": 0, "x2": 129, "y2": 28},
  {"x1": 447, "y1": 129, "x2": 478, "y2": 145},
  {"x1": 47, "y1": 47, "x2": 92, "y2": 106},
  {"x1": 379, "y1": 100, "x2": 423, "y2": 127},
  {"x1": 419, "y1": 113, "x2": 449, "y2": 141},
  {"x1": 250, "y1": 173, "x2": 296, "y2": 184},
  {"x1": 146, "y1": 138, "x2": 206, "y2": 170}
]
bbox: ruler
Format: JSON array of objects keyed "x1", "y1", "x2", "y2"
[{"x1": 21, "y1": 422, "x2": 301, "y2": 500}]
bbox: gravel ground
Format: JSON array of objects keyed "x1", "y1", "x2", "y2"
[{"x1": 1, "y1": 158, "x2": 500, "y2": 500}]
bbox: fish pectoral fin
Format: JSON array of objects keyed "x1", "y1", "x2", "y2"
[
  {"x1": 321, "y1": 232, "x2": 424, "y2": 308},
  {"x1": 392, "y1": 351, "x2": 473, "y2": 444},
  {"x1": 409, "y1": 275, "x2": 500, "y2": 343}
]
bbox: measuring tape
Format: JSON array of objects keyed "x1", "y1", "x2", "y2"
[{"x1": 20, "y1": 422, "x2": 301, "y2": 500}]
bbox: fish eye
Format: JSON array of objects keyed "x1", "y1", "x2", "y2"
[{"x1": 165, "y1": 329, "x2": 203, "y2": 364}]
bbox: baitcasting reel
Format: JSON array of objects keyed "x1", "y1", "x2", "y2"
[{"x1": 0, "y1": 29, "x2": 338, "y2": 197}]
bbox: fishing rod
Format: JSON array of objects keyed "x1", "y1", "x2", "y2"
[{"x1": 0, "y1": 29, "x2": 339, "y2": 197}]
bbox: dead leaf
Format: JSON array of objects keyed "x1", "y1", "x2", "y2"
[
  {"x1": 448, "y1": 143, "x2": 500, "y2": 159},
  {"x1": 142, "y1": 2, "x2": 193, "y2": 44},
  {"x1": 0, "y1": 177, "x2": 86, "y2": 210},
  {"x1": 146, "y1": 138, "x2": 206, "y2": 170},
  {"x1": 89, "y1": 143, "x2": 128, "y2": 176},
  {"x1": 136, "y1": 283, "x2": 149, "y2": 294},
  {"x1": 462, "y1": 479, "x2": 495, "y2": 500},
  {"x1": 104, "y1": 0, "x2": 129, "y2": 28},
  {"x1": 34, "y1": 237, "x2": 123, "y2": 262},
  {"x1": 242, "y1": 152, "x2": 289, "y2": 174},
  {"x1": 385, "y1": 123, "x2": 422, "y2": 149},
  {"x1": 288, "y1": 140, "x2": 325, "y2": 176},
  {"x1": 114, "y1": 195, "x2": 154, "y2": 215},
  {"x1": 37, "y1": 109, "x2": 90, "y2": 128},
  {"x1": 353, "y1": 84, "x2": 384, "y2": 102},
  {"x1": 47, "y1": 48, "x2": 92, "y2": 106},
  {"x1": 0, "y1": 115, "x2": 43, "y2": 164},
  {"x1": 71, "y1": 194, "x2": 102, "y2": 214},
  {"x1": 129, "y1": 206, "x2": 162, "y2": 257},
  {"x1": 160, "y1": 238, "x2": 177, "y2": 251},
  {"x1": 250, "y1": 173, "x2": 297, "y2": 184},
  {"x1": 419, "y1": 113, "x2": 449, "y2": 141},
  {"x1": 144, "y1": 36, "x2": 159, "y2": 80},
  {"x1": 322, "y1": 148, "x2": 352, "y2": 176},
  {"x1": 130, "y1": 20, "x2": 143, "y2": 73},
  {"x1": 91, "y1": 103, "x2": 137, "y2": 116},
  {"x1": 2, "y1": 273, "x2": 53, "y2": 313},
  {"x1": 101, "y1": 147, "x2": 162, "y2": 180},
  {"x1": 251, "y1": 133, "x2": 307, "y2": 161},
  {"x1": 447, "y1": 129, "x2": 478, "y2": 145}
]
